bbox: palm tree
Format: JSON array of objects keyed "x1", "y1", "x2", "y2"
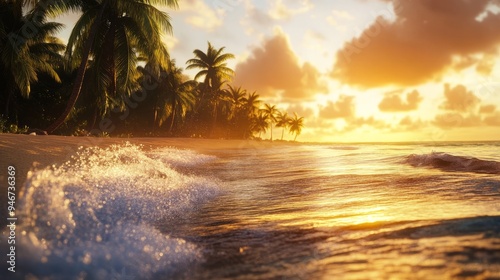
[
  {"x1": 289, "y1": 113, "x2": 304, "y2": 141},
  {"x1": 261, "y1": 103, "x2": 278, "y2": 140},
  {"x1": 186, "y1": 42, "x2": 234, "y2": 136},
  {"x1": 275, "y1": 110, "x2": 291, "y2": 140},
  {"x1": 45, "y1": 0, "x2": 179, "y2": 133},
  {"x1": 252, "y1": 111, "x2": 269, "y2": 139},
  {"x1": 223, "y1": 84, "x2": 246, "y2": 120},
  {"x1": 242, "y1": 91, "x2": 261, "y2": 117},
  {"x1": 186, "y1": 42, "x2": 235, "y2": 90},
  {"x1": 160, "y1": 65, "x2": 196, "y2": 133},
  {"x1": 0, "y1": 1, "x2": 65, "y2": 122}
]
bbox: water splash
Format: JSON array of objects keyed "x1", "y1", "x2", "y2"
[{"x1": 13, "y1": 143, "x2": 220, "y2": 279}]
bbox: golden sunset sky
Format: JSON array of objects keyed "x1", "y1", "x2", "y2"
[{"x1": 57, "y1": 0, "x2": 500, "y2": 142}]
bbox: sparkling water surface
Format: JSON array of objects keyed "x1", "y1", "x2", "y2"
[{"x1": 4, "y1": 142, "x2": 500, "y2": 279}]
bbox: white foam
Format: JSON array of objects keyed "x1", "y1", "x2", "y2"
[{"x1": 13, "y1": 143, "x2": 220, "y2": 279}]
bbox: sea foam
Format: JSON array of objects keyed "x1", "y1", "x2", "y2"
[{"x1": 12, "y1": 143, "x2": 220, "y2": 279}]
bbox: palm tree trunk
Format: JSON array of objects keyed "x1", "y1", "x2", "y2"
[
  {"x1": 270, "y1": 124, "x2": 273, "y2": 141},
  {"x1": 281, "y1": 128, "x2": 284, "y2": 140},
  {"x1": 87, "y1": 108, "x2": 98, "y2": 131},
  {"x1": 4, "y1": 90, "x2": 13, "y2": 119},
  {"x1": 169, "y1": 102, "x2": 176, "y2": 133},
  {"x1": 210, "y1": 91, "x2": 218, "y2": 138},
  {"x1": 294, "y1": 133, "x2": 298, "y2": 141},
  {"x1": 45, "y1": 5, "x2": 106, "y2": 134}
]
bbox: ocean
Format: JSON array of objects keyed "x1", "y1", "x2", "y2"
[{"x1": 3, "y1": 141, "x2": 500, "y2": 279}]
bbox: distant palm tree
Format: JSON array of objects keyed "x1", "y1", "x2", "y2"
[
  {"x1": 289, "y1": 113, "x2": 304, "y2": 141},
  {"x1": 0, "y1": 1, "x2": 65, "y2": 121},
  {"x1": 242, "y1": 91, "x2": 261, "y2": 118},
  {"x1": 275, "y1": 111, "x2": 291, "y2": 140},
  {"x1": 186, "y1": 42, "x2": 234, "y2": 135},
  {"x1": 225, "y1": 85, "x2": 247, "y2": 113},
  {"x1": 153, "y1": 64, "x2": 196, "y2": 133},
  {"x1": 186, "y1": 42, "x2": 235, "y2": 90},
  {"x1": 252, "y1": 111, "x2": 269, "y2": 139},
  {"x1": 261, "y1": 103, "x2": 278, "y2": 140},
  {"x1": 223, "y1": 85, "x2": 246, "y2": 120},
  {"x1": 46, "y1": 0, "x2": 179, "y2": 133}
]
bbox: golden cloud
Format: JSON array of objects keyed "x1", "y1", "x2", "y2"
[
  {"x1": 434, "y1": 113, "x2": 483, "y2": 128},
  {"x1": 320, "y1": 95, "x2": 355, "y2": 119},
  {"x1": 484, "y1": 113, "x2": 500, "y2": 126},
  {"x1": 379, "y1": 89, "x2": 422, "y2": 112},
  {"x1": 233, "y1": 31, "x2": 327, "y2": 100},
  {"x1": 440, "y1": 84, "x2": 480, "y2": 112},
  {"x1": 180, "y1": 0, "x2": 223, "y2": 32},
  {"x1": 332, "y1": 0, "x2": 500, "y2": 87},
  {"x1": 433, "y1": 83, "x2": 500, "y2": 128},
  {"x1": 480, "y1": 104, "x2": 497, "y2": 114}
]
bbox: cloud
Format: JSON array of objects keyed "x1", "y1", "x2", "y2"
[
  {"x1": 441, "y1": 84, "x2": 480, "y2": 112},
  {"x1": 305, "y1": 30, "x2": 326, "y2": 42},
  {"x1": 332, "y1": 0, "x2": 500, "y2": 87},
  {"x1": 434, "y1": 83, "x2": 500, "y2": 128},
  {"x1": 163, "y1": 35, "x2": 179, "y2": 50},
  {"x1": 434, "y1": 113, "x2": 483, "y2": 128},
  {"x1": 476, "y1": 51, "x2": 498, "y2": 75},
  {"x1": 233, "y1": 30, "x2": 327, "y2": 100},
  {"x1": 397, "y1": 116, "x2": 426, "y2": 130},
  {"x1": 347, "y1": 116, "x2": 388, "y2": 130},
  {"x1": 287, "y1": 104, "x2": 315, "y2": 118},
  {"x1": 480, "y1": 104, "x2": 497, "y2": 114},
  {"x1": 320, "y1": 95, "x2": 355, "y2": 119},
  {"x1": 484, "y1": 112, "x2": 500, "y2": 126},
  {"x1": 179, "y1": 0, "x2": 224, "y2": 31},
  {"x1": 241, "y1": 0, "x2": 274, "y2": 28},
  {"x1": 378, "y1": 89, "x2": 423, "y2": 112},
  {"x1": 318, "y1": 95, "x2": 390, "y2": 131},
  {"x1": 268, "y1": 0, "x2": 314, "y2": 20},
  {"x1": 327, "y1": 9, "x2": 354, "y2": 27}
]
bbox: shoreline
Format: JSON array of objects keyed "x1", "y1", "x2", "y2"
[{"x1": 0, "y1": 133, "x2": 299, "y2": 222}]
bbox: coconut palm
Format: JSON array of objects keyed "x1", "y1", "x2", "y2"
[
  {"x1": 223, "y1": 84, "x2": 246, "y2": 120},
  {"x1": 252, "y1": 111, "x2": 269, "y2": 139},
  {"x1": 289, "y1": 113, "x2": 304, "y2": 141},
  {"x1": 242, "y1": 91, "x2": 261, "y2": 117},
  {"x1": 186, "y1": 42, "x2": 235, "y2": 90},
  {"x1": 186, "y1": 42, "x2": 234, "y2": 135},
  {"x1": 160, "y1": 65, "x2": 196, "y2": 133},
  {"x1": 0, "y1": 1, "x2": 65, "y2": 121},
  {"x1": 261, "y1": 103, "x2": 278, "y2": 140},
  {"x1": 46, "y1": 0, "x2": 179, "y2": 133},
  {"x1": 275, "y1": 110, "x2": 291, "y2": 141}
]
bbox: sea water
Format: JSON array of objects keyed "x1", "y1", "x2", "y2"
[{"x1": 2, "y1": 141, "x2": 500, "y2": 279}]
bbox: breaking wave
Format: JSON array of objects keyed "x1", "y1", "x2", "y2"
[
  {"x1": 10, "y1": 143, "x2": 220, "y2": 279},
  {"x1": 404, "y1": 152, "x2": 500, "y2": 174}
]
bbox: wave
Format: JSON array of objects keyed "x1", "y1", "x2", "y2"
[
  {"x1": 404, "y1": 152, "x2": 500, "y2": 174},
  {"x1": 373, "y1": 216, "x2": 500, "y2": 239},
  {"x1": 327, "y1": 146, "x2": 359, "y2": 150},
  {"x1": 9, "y1": 143, "x2": 220, "y2": 279}
]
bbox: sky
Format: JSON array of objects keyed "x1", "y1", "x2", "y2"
[{"x1": 55, "y1": 0, "x2": 500, "y2": 143}]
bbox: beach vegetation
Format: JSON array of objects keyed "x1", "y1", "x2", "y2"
[
  {"x1": 0, "y1": 1, "x2": 305, "y2": 141},
  {"x1": 186, "y1": 42, "x2": 235, "y2": 137},
  {"x1": 0, "y1": 0, "x2": 65, "y2": 125},
  {"x1": 45, "y1": 0, "x2": 179, "y2": 133},
  {"x1": 261, "y1": 103, "x2": 278, "y2": 141},
  {"x1": 289, "y1": 113, "x2": 304, "y2": 141},
  {"x1": 276, "y1": 111, "x2": 291, "y2": 141}
]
